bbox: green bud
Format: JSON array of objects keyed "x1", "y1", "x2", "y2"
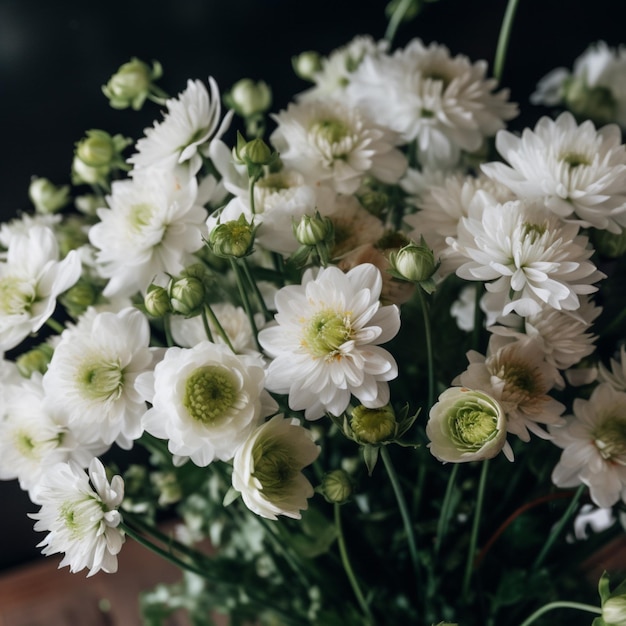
[
  {"x1": 63, "y1": 279, "x2": 98, "y2": 310},
  {"x1": 72, "y1": 130, "x2": 131, "y2": 187},
  {"x1": 320, "y1": 469, "x2": 352, "y2": 504},
  {"x1": 358, "y1": 190, "x2": 388, "y2": 217},
  {"x1": 169, "y1": 276, "x2": 205, "y2": 316},
  {"x1": 232, "y1": 132, "x2": 276, "y2": 170},
  {"x1": 597, "y1": 571, "x2": 626, "y2": 626},
  {"x1": 144, "y1": 285, "x2": 171, "y2": 317},
  {"x1": 16, "y1": 344, "x2": 54, "y2": 378},
  {"x1": 74, "y1": 194, "x2": 101, "y2": 217},
  {"x1": 350, "y1": 405, "x2": 397, "y2": 444},
  {"x1": 226, "y1": 78, "x2": 272, "y2": 118},
  {"x1": 151, "y1": 471, "x2": 182, "y2": 506},
  {"x1": 388, "y1": 238, "x2": 437, "y2": 284},
  {"x1": 28, "y1": 177, "x2": 70, "y2": 214},
  {"x1": 102, "y1": 57, "x2": 163, "y2": 111},
  {"x1": 592, "y1": 227, "x2": 626, "y2": 259},
  {"x1": 209, "y1": 214, "x2": 256, "y2": 258},
  {"x1": 76, "y1": 130, "x2": 115, "y2": 167},
  {"x1": 292, "y1": 51, "x2": 322, "y2": 81},
  {"x1": 563, "y1": 76, "x2": 617, "y2": 127},
  {"x1": 293, "y1": 212, "x2": 334, "y2": 247}
]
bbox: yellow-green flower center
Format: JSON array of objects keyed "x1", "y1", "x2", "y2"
[
  {"x1": 593, "y1": 416, "x2": 626, "y2": 464},
  {"x1": 183, "y1": 365, "x2": 238, "y2": 425},
  {"x1": 561, "y1": 152, "x2": 591, "y2": 168},
  {"x1": 448, "y1": 399, "x2": 498, "y2": 450},
  {"x1": 13, "y1": 431, "x2": 39, "y2": 460},
  {"x1": 128, "y1": 202, "x2": 155, "y2": 231},
  {"x1": 522, "y1": 221, "x2": 548, "y2": 242},
  {"x1": 253, "y1": 438, "x2": 300, "y2": 499},
  {"x1": 302, "y1": 308, "x2": 352, "y2": 359},
  {"x1": 77, "y1": 359, "x2": 124, "y2": 401},
  {"x1": 310, "y1": 118, "x2": 350, "y2": 145},
  {"x1": 0, "y1": 275, "x2": 36, "y2": 316}
]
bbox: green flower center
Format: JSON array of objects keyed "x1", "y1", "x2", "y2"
[
  {"x1": 350, "y1": 406, "x2": 396, "y2": 444},
  {"x1": 310, "y1": 119, "x2": 350, "y2": 145},
  {"x1": 253, "y1": 438, "x2": 300, "y2": 499},
  {"x1": 448, "y1": 399, "x2": 498, "y2": 450},
  {"x1": 13, "y1": 431, "x2": 39, "y2": 460},
  {"x1": 593, "y1": 416, "x2": 626, "y2": 463},
  {"x1": 522, "y1": 221, "x2": 548, "y2": 242},
  {"x1": 183, "y1": 365, "x2": 238, "y2": 425},
  {"x1": 561, "y1": 152, "x2": 591, "y2": 168},
  {"x1": 0, "y1": 275, "x2": 36, "y2": 316},
  {"x1": 77, "y1": 359, "x2": 124, "y2": 401},
  {"x1": 302, "y1": 308, "x2": 353, "y2": 359},
  {"x1": 128, "y1": 203, "x2": 155, "y2": 231}
]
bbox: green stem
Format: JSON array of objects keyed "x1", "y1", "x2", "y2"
[
  {"x1": 384, "y1": 0, "x2": 414, "y2": 46},
  {"x1": 532, "y1": 484, "x2": 585, "y2": 571},
  {"x1": 380, "y1": 446, "x2": 420, "y2": 588},
  {"x1": 163, "y1": 314, "x2": 174, "y2": 347},
  {"x1": 518, "y1": 601, "x2": 601, "y2": 626},
  {"x1": 200, "y1": 306, "x2": 215, "y2": 342},
  {"x1": 416, "y1": 288, "x2": 435, "y2": 410},
  {"x1": 435, "y1": 463, "x2": 460, "y2": 556},
  {"x1": 472, "y1": 282, "x2": 484, "y2": 352},
  {"x1": 203, "y1": 303, "x2": 235, "y2": 352},
  {"x1": 462, "y1": 459, "x2": 489, "y2": 599},
  {"x1": 493, "y1": 0, "x2": 521, "y2": 83},
  {"x1": 334, "y1": 503, "x2": 374, "y2": 624},
  {"x1": 242, "y1": 257, "x2": 272, "y2": 321},
  {"x1": 230, "y1": 258, "x2": 261, "y2": 350},
  {"x1": 45, "y1": 317, "x2": 65, "y2": 334}
]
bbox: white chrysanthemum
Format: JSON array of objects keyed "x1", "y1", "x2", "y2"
[
  {"x1": 30, "y1": 458, "x2": 125, "y2": 576},
  {"x1": 550, "y1": 383, "x2": 626, "y2": 508},
  {"x1": 0, "y1": 225, "x2": 81, "y2": 353},
  {"x1": 170, "y1": 302, "x2": 262, "y2": 353},
  {"x1": 449, "y1": 194, "x2": 603, "y2": 317},
  {"x1": 258, "y1": 263, "x2": 400, "y2": 420},
  {"x1": 0, "y1": 213, "x2": 61, "y2": 250},
  {"x1": 455, "y1": 335, "x2": 565, "y2": 442},
  {"x1": 598, "y1": 345, "x2": 626, "y2": 392},
  {"x1": 345, "y1": 38, "x2": 517, "y2": 166},
  {"x1": 405, "y1": 172, "x2": 514, "y2": 277},
  {"x1": 270, "y1": 99, "x2": 407, "y2": 194},
  {"x1": 232, "y1": 415, "x2": 320, "y2": 520},
  {"x1": 89, "y1": 169, "x2": 207, "y2": 298},
  {"x1": 0, "y1": 374, "x2": 108, "y2": 496},
  {"x1": 128, "y1": 77, "x2": 232, "y2": 176},
  {"x1": 137, "y1": 341, "x2": 277, "y2": 466},
  {"x1": 43, "y1": 308, "x2": 155, "y2": 449},
  {"x1": 482, "y1": 112, "x2": 626, "y2": 233},
  {"x1": 531, "y1": 42, "x2": 626, "y2": 128}
]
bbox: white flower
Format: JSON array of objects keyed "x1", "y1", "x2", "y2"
[
  {"x1": 232, "y1": 415, "x2": 320, "y2": 520},
  {"x1": 482, "y1": 112, "x2": 626, "y2": 233},
  {"x1": 426, "y1": 387, "x2": 511, "y2": 463},
  {"x1": 30, "y1": 457, "x2": 125, "y2": 576},
  {"x1": 43, "y1": 307, "x2": 155, "y2": 449},
  {"x1": 137, "y1": 341, "x2": 277, "y2": 466},
  {"x1": 550, "y1": 383, "x2": 626, "y2": 508},
  {"x1": 128, "y1": 77, "x2": 232, "y2": 176},
  {"x1": 345, "y1": 38, "x2": 517, "y2": 167},
  {"x1": 0, "y1": 212, "x2": 61, "y2": 250},
  {"x1": 89, "y1": 169, "x2": 207, "y2": 298},
  {"x1": 455, "y1": 335, "x2": 565, "y2": 442},
  {"x1": 598, "y1": 344, "x2": 626, "y2": 392},
  {"x1": 270, "y1": 99, "x2": 407, "y2": 195},
  {"x1": 258, "y1": 263, "x2": 400, "y2": 420},
  {"x1": 0, "y1": 374, "x2": 108, "y2": 496},
  {"x1": 0, "y1": 225, "x2": 81, "y2": 353},
  {"x1": 449, "y1": 194, "x2": 603, "y2": 317}
]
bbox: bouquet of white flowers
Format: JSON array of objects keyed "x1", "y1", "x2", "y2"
[{"x1": 4, "y1": 0, "x2": 626, "y2": 624}]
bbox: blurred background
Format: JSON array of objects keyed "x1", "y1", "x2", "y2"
[{"x1": 1, "y1": 0, "x2": 626, "y2": 571}]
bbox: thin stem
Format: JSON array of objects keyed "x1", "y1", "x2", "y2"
[
  {"x1": 230, "y1": 258, "x2": 261, "y2": 350},
  {"x1": 334, "y1": 503, "x2": 374, "y2": 624},
  {"x1": 203, "y1": 303, "x2": 235, "y2": 352},
  {"x1": 472, "y1": 282, "x2": 484, "y2": 352},
  {"x1": 462, "y1": 459, "x2": 489, "y2": 599},
  {"x1": 518, "y1": 601, "x2": 601, "y2": 626},
  {"x1": 163, "y1": 314, "x2": 174, "y2": 347},
  {"x1": 242, "y1": 257, "x2": 272, "y2": 321},
  {"x1": 532, "y1": 484, "x2": 585, "y2": 571},
  {"x1": 380, "y1": 446, "x2": 420, "y2": 588},
  {"x1": 384, "y1": 0, "x2": 414, "y2": 46},
  {"x1": 45, "y1": 317, "x2": 65, "y2": 334},
  {"x1": 435, "y1": 463, "x2": 460, "y2": 556},
  {"x1": 493, "y1": 0, "x2": 521, "y2": 83},
  {"x1": 200, "y1": 306, "x2": 215, "y2": 342},
  {"x1": 416, "y1": 288, "x2": 435, "y2": 410}
]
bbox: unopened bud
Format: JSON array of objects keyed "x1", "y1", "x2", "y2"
[
  {"x1": 16, "y1": 344, "x2": 54, "y2": 378},
  {"x1": 350, "y1": 405, "x2": 397, "y2": 444},
  {"x1": 294, "y1": 212, "x2": 334, "y2": 247},
  {"x1": 389, "y1": 239, "x2": 437, "y2": 284},
  {"x1": 169, "y1": 276, "x2": 205, "y2": 316},
  {"x1": 144, "y1": 285, "x2": 171, "y2": 317},
  {"x1": 226, "y1": 78, "x2": 272, "y2": 117},
  {"x1": 28, "y1": 177, "x2": 70, "y2": 214},
  {"x1": 102, "y1": 57, "x2": 163, "y2": 111},
  {"x1": 292, "y1": 51, "x2": 322, "y2": 81},
  {"x1": 209, "y1": 214, "x2": 256, "y2": 258},
  {"x1": 320, "y1": 469, "x2": 352, "y2": 504},
  {"x1": 233, "y1": 132, "x2": 275, "y2": 168}
]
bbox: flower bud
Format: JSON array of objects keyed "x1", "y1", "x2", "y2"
[
  {"x1": 603, "y1": 595, "x2": 626, "y2": 625},
  {"x1": 293, "y1": 212, "x2": 334, "y2": 247},
  {"x1": 592, "y1": 227, "x2": 626, "y2": 259},
  {"x1": 28, "y1": 177, "x2": 70, "y2": 214},
  {"x1": 426, "y1": 387, "x2": 508, "y2": 463},
  {"x1": 226, "y1": 78, "x2": 272, "y2": 118},
  {"x1": 102, "y1": 57, "x2": 163, "y2": 110},
  {"x1": 292, "y1": 51, "x2": 322, "y2": 81},
  {"x1": 388, "y1": 239, "x2": 437, "y2": 284},
  {"x1": 74, "y1": 194, "x2": 101, "y2": 217},
  {"x1": 232, "y1": 132, "x2": 275, "y2": 169},
  {"x1": 350, "y1": 405, "x2": 397, "y2": 444},
  {"x1": 563, "y1": 77, "x2": 616, "y2": 127},
  {"x1": 169, "y1": 276, "x2": 205, "y2": 316},
  {"x1": 16, "y1": 344, "x2": 54, "y2": 378},
  {"x1": 62, "y1": 279, "x2": 98, "y2": 310},
  {"x1": 209, "y1": 214, "x2": 256, "y2": 258},
  {"x1": 358, "y1": 190, "x2": 388, "y2": 217},
  {"x1": 320, "y1": 469, "x2": 352, "y2": 504},
  {"x1": 72, "y1": 131, "x2": 131, "y2": 187},
  {"x1": 144, "y1": 285, "x2": 171, "y2": 317}
]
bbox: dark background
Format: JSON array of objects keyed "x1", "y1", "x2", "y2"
[{"x1": 1, "y1": 0, "x2": 626, "y2": 569}]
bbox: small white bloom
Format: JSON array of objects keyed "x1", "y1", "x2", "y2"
[
  {"x1": 0, "y1": 212, "x2": 61, "y2": 250},
  {"x1": 30, "y1": 457, "x2": 125, "y2": 577},
  {"x1": 449, "y1": 194, "x2": 603, "y2": 317},
  {"x1": 550, "y1": 383, "x2": 626, "y2": 508},
  {"x1": 0, "y1": 225, "x2": 81, "y2": 353},
  {"x1": 43, "y1": 308, "x2": 155, "y2": 449},
  {"x1": 128, "y1": 77, "x2": 232, "y2": 176},
  {"x1": 232, "y1": 415, "x2": 320, "y2": 520},
  {"x1": 455, "y1": 335, "x2": 565, "y2": 442},
  {"x1": 598, "y1": 344, "x2": 626, "y2": 392},
  {"x1": 89, "y1": 169, "x2": 207, "y2": 298},
  {"x1": 137, "y1": 341, "x2": 277, "y2": 466},
  {"x1": 482, "y1": 112, "x2": 626, "y2": 233},
  {"x1": 427, "y1": 387, "x2": 511, "y2": 463},
  {"x1": 258, "y1": 263, "x2": 400, "y2": 420},
  {"x1": 270, "y1": 99, "x2": 407, "y2": 195}
]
